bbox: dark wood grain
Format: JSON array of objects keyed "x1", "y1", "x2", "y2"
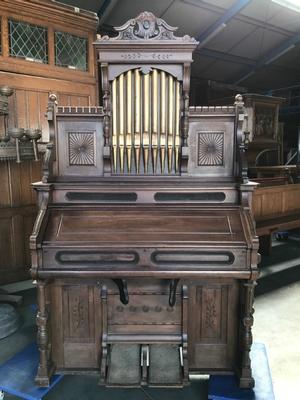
[{"x1": 31, "y1": 11, "x2": 259, "y2": 390}]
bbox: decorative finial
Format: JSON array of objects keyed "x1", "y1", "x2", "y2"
[
  {"x1": 235, "y1": 94, "x2": 244, "y2": 105},
  {"x1": 49, "y1": 93, "x2": 57, "y2": 103}
]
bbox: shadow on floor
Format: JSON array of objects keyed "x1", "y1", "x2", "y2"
[
  {"x1": 256, "y1": 231, "x2": 300, "y2": 296},
  {"x1": 45, "y1": 375, "x2": 208, "y2": 400}
]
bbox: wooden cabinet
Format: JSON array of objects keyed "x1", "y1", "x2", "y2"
[
  {"x1": 31, "y1": 12, "x2": 259, "y2": 391},
  {"x1": 0, "y1": 0, "x2": 98, "y2": 284},
  {"x1": 0, "y1": 0, "x2": 98, "y2": 141}
]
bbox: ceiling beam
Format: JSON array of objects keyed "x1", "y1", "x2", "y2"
[
  {"x1": 182, "y1": 0, "x2": 293, "y2": 38},
  {"x1": 97, "y1": 0, "x2": 119, "y2": 23},
  {"x1": 196, "y1": 48, "x2": 256, "y2": 66},
  {"x1": 196, "y1": 0, "x2": 252, "y2": 47},
  {"x1": 234, "y1": 32, "x2": 300, "y2": 84}
]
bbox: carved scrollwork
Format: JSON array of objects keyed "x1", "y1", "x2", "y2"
[
  {"x1": 102, "y1": 11, "x2": 197, "y2": 42},
  {"x1": 205, "y1": 300, "x2": 217, "y2": 329}
]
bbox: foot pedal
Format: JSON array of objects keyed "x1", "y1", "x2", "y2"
[
  {"x1": 149, "y1": 344, "x2": 182, "y2": 386},
  {"x1": 107, "y1": 344, "x2": 141, "y2": 386}
]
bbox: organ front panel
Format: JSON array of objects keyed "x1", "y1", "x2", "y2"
[{"x1": 30, "y1": 12, "x2": 259, "y2": 390}]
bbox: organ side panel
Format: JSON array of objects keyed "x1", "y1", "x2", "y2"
[
  {"x1": 188, "y1": 279, "x2": 239, "y2": 371},
  {"x1": 51, "y1": 282, "x2": 102, "y2": 370}
]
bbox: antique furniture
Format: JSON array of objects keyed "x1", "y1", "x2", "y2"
[
  {"x1": 30, "y1": 12, "x2": 259, "y2": 390},
  {"x1": 0, "y1": 0, "x2": 98, "y2": 284},
  {"x1": 243, "y1": 94, "x2": 285, "y2": 170},
  {"x1": 210, "y1": 93, "x2": 285, "y2": 171},
  {"x1": 253, "y1": 182, "x2": 300, "y2": 254}
]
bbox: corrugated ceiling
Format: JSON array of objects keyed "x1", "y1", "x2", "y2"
[{"x1": 57, "y1": 0, "x2": 300, "y2": 93}]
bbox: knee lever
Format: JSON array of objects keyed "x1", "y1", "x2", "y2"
[
  {"x1": 112, "y1": 279, "x2": 129, "y2": 305},
  {"x1": 169, "y1": 279, "x2": 179, "y2": 307}
]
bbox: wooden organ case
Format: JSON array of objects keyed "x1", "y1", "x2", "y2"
[{"x1": 30, "y1": 12, "x2": 259, "y2": 390}]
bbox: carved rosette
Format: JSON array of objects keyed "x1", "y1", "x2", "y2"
[
  {"x1": 68, "y1": 132, "x2": 95, "y2": 166},
  {"x1": 198, "y1": 132, "x2": 224, "y2": 166}
]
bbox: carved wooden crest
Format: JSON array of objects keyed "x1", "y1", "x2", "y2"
[{"x1": 107, "y1": 11, "x2": 196, "y2": 42}]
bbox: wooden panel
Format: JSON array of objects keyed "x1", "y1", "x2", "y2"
[
  {"x1": 188, "y1": 279, "x2": 238, "y2": 370},
  {"x1": 50, "y1": 284, "x2": 64, "y2": 368},
  {"x1": 0, "y1": 162, "x2": 11, "y2": 206},
  {"x1": 0, "y1": 205, "x2": 37, "y2": 284},
  {"x1": 44, "y1": 208, "x2": 245, "y2": 246},
  {"x1": 56, "y1": 120, "x2": 103, "y2": 177},
  {"x1": 108, "y1": 294, "x2": 181, "y2": 331},
  {"x1": 253, "y1": 184, "x2": 300, "y2": 221},
  {"x1": 0, "y1": 216, "x2": 14, "y2": 269},
  {"x1": 62, "y1": 286, "x2": 95, "y2": 341},
  {"x1": 0, "y1": 159, "x2": 41, "y2": 284},
  {"x1": 201, "y1": 287, "x2": 223, "y2": 339},
  {"x1": 50, "y1": 283, "x2": 102, "y2": 369},
  {"x1": 64, "y1": 343, "x2": 98, "y2": 368},
  {"x1": 0, "y1": 74, "x2": 95, "y2": 141}
]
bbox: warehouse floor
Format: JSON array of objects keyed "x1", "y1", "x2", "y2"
[{"x1": 1, "y1": 231, "x2": 300, "y2": 400}]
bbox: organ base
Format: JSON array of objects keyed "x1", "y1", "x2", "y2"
[{"x1": 34, "y1": 277, "x2": 256, "y2": 389}]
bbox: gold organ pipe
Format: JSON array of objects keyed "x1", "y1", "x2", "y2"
[
  {"x1": 134, "y1": 69, "x2": 140, "y2": 134},
  {"x1": 160, "y1": 71, "x2": 166, "y2": 173},
  {"x1": 119, "y1": 74, "x2": 124, "y2": 135},
  {"x1": 143, "y1": 73, "x2": 150, "y2": 133},
  {"x1": 112, "y1": 79, "x2": 117, "y2": 172},
  {"x1": 175, "y1": 81, "x2": 181, "y2": 172},
  {"x1": 126, "y1": 70, "x2": 132, "y2": 172},
  {"x1": 143, "y1": 73, "x2": 150, "y2": 173},
  {"x1": 152, "y1": 69, "x2": 158, "y2": 133},
  {"x1": 119, "y1": 73, "x2": 124, "y2": 172},
  {"x1": 127, "y1": 70, "x2": 132, "y2": 134},
  {"x1": 168, "y1": 75, "x2": 174, "y2": 172},
  {"x1": 152, "y1": 69, "x2": 158, "y2": 172},
  {"x1": 168, "y1": 75, "x2": 174, "y2": 135},
  {"x1": 161, "y1": 71, "x2": 166, "y2": 134},
  {"x1": 134, "y1": 69, "x2": 141, "y2": 173}
]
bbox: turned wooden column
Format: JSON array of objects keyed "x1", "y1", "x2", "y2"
[
  {"x1": 35, "y1": 279, "x2": 54, "y2": 387},
  {"x1": 239, "y1": 279, "x2": 256, "y2": 388}
]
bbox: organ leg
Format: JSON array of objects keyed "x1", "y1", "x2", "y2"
[
  {"x1": 239, "y1": 279, "x2": 256, "y2": 388},
  {"x1": 35, "y1": 280, "x2": 55, "y2": 387}
]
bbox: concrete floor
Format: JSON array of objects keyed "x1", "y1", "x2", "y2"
[
  {"x1": 253, "y1": 231, "x2": 300, "y2": 400},
  {"x1": 1, "y1": 232, "x2": 300, "y2": 399}
]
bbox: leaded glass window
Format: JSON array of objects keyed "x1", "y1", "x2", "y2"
[
  {"x1": 55, "y1": 31, "x2": 87, "y2": 71},
  {"x1": 9, "y1": 19, "x2": 48, "y2": 63}
]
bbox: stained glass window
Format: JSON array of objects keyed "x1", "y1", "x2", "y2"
[
  {"x1": 9, "y1": 19, "x2": 48, "y2": 63},
  {"x1": 55, "y1": 31, "x2": 87, "y2": 71}
]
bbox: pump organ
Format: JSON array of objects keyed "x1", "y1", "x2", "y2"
[{"x1": 30, "y1": 12, "x2": 259, "y2": 390}]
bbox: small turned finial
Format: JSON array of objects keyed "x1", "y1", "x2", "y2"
[
  {"x1": 0, "y1": 86, "x2": 14, "y2": 97},
  {"x1": 49, "y1": 93, "x2": 57, "y2": 103},
  {"x1": 235, "y1": 94, "x2": 244, "y2": 105}
]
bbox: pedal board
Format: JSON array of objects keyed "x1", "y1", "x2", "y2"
[
  {"x1": 107, "y1": 344, "x2": 141, "y2": 386},
  {"x1": 102, "y1": 343, "x2": 185, "y2": 387},
  {"x1": 149, "y1": 344, "x2": 182, "y2": 386}
]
